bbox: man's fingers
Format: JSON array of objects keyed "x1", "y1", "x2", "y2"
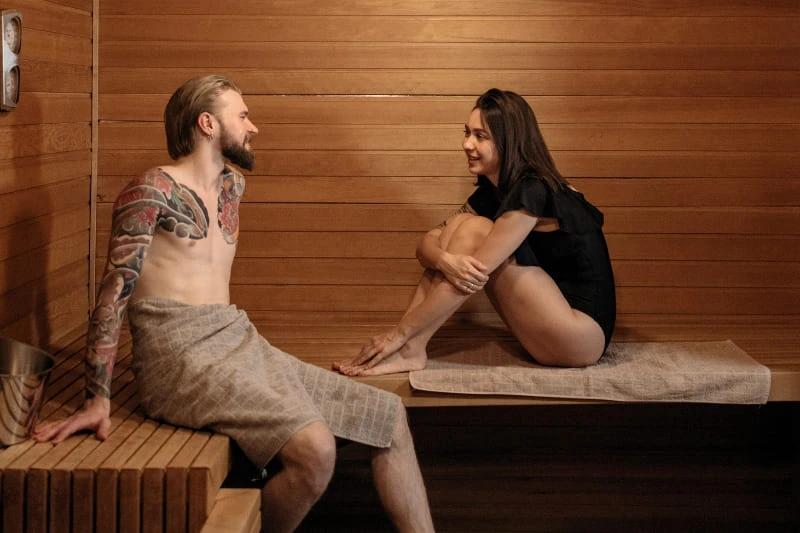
[{"x1": 96, "y1": 418, "x2": 111, "y2": 441}]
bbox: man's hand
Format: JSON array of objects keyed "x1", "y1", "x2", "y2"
[{"x1": 33, "y1": 396, "x2": 112, "y2": 444}]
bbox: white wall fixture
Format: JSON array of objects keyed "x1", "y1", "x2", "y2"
[{"x1": 1, "y1": 9, "x2": 21, "y2": 111}]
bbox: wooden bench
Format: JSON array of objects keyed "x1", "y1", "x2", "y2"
[
  {"x1": 2, "y1": 314, "x2": 797, "y2": 532},
  {"x1": 262, "y1": 313, "x2": 800, "y2": 531},
  {"x1": 254, "y1": 312, "x2": 800, "y2": 405},
  {"x1": 0, "y1": 326, "x2": 260, "y2": 533}
]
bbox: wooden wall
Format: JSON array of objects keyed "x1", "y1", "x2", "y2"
[
  {"x1": 0, "y1": 0, "x2": 93, "y2": 351},
  {"x1": 93, "y1": 3, "x2": 800, "y2": 531},
  {"x1": 97, "y1": 1, "x2": 799, "y2": 346}
]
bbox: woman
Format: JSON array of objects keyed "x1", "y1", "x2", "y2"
[{"x1": 334, "y1": 89, "x2": 615, "y2": 376}]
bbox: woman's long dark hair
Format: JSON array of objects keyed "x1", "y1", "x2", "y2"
[{"x1": 474, "y1": 88, "x2": 568, "y2": 197}]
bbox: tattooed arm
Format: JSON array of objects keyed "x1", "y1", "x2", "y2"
[{"x1": 34, "y1": 169, "x2": 208, "y2": 444}]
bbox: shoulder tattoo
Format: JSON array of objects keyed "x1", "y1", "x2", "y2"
[{"x1": 114, "y1": 168, "x2": 209, "y2": 241}]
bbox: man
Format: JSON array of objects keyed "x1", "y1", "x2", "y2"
[{"x1": 35, "y1": 75, "x2": 435, "y2": 533}]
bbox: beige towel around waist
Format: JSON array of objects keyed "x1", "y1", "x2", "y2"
[
  {"x1": 128, "y1": 297, "x2": 401, "y2": 467},
  {"x1": 409, "y1": 339, "x2": 771, "y2": 404}
]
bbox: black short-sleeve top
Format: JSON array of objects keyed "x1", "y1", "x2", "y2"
[{"x1": 467, "y1": 177, "x2": 616, "y2": 347}]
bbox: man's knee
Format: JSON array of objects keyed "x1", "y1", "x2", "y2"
[
  {"x1": 390, "y1": 406, "x2": 414, "y2": 450},
  {"x1": 280, "y1": 421, "x2": 336, "y2": 497}
]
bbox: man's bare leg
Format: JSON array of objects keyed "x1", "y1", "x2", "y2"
[
  {"x1": 261, "y1": 421, "x2": 337, "y2": 533},
  {"x1": 371, "y1": 408, "x2": 435, "y2": 532}
]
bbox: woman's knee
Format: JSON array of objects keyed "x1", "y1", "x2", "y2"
[{"x1": 444, "y1": 215, "x2": 494, "y2": 253}]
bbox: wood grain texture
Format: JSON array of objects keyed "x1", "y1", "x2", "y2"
[
  {"x1": 0, "y1": 0, "x2": 93, "y2": 346},
  {"x1": 92, "y1": 0, "x2": 800, "y2": 351}
]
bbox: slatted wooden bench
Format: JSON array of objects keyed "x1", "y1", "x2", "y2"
[
  {"x1": 2, "y1": 314, "x2": 797, "y2": 532},
  {"x1": 0, "y1": 326, "x2": 260, "y2": 533}
]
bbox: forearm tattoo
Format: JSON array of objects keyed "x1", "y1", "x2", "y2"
[
  {"x1": 436, "y1": 202, "x2": 473, "y2": 229},
  {"x1": 85, "y1": 168, "x2": 241, "y2": 399}
]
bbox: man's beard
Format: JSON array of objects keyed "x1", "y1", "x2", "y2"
[{"x1": 220, "y1": 128, "x2": 255, "y2": 171}]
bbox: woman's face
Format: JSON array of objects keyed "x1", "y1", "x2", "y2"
[{"x1": 462, "y1": 108, "x2": 499, "y2": 185}]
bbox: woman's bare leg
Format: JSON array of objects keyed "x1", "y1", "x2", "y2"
[
  {"x1": 486, "y1": 260, "x2": 605, "y2": 367},
  {"x1": 334, "y1": 214, "x2": 493, "y2": 375}
]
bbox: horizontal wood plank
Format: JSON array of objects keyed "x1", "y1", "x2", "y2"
[
  {"x1": 97, "y1": 68, "x2": 800, "y2": 97},
  {"x1": 100, "y1": 42, "x2": 800, "y2": 70},
  {"x1": 97, "y1": 149, "x2": 800, "y2": 178},
  {"x1": 229, "y1": 285, "x2": 799, "y2": 315},
  {"x1": 99, "y1": 0, "x2": 800, "y2": 17},
  {"x1": 13, "y1": 0, "x2": 92, "y2": 38},
  {"x1": 0, "y1": 260, "x2": 88, "y2": 325},
  {"x1": 22, "y1": 60, "x2": 92, "y2": 93},
  {"x1": 99, "y1": 123, "x2": 800, "y2": 152},
  {"x1": 25, "y1": 28, "x2": 92, "y2": 67},
  {"x1": 94, "y1": 175, "x2": 800, "y2": 209},
  {"x1": 0, "y1": 123, "x2": 91, "y2": 159},
  {"x1": 0, "y1": 176, "x2": 90, "y2": 229},
  {"x1": 56, "y1": 0, "x2": 92, "y2": 13},
  {"x1": 101, "y1": 16, "x2": 800, "y2": 45},
  {"x1": 0, "y1": 152, "x2": 92, "y2": 196},
  {"x1": 91, "y1": 231, "x2": 800, "y2": 262},
  {"x1": 93, "y1": 203, "x2": 800, "y2": 234},
  {"x1": 98, "y1": 95, "x2": 800, "y2": 124},
  {"x1": 93, "y1": 257, "x2": 798, "y2": 292},
  {"x1": 0, "y1": 207, "x2": 88, "y2": 263},
  {"x1": 0, "y1": 285, "x2": 89, "y2": 350},
  {"x1": 0, "y1": 93, "x2": 91, "y2": 126},
  {"x1": 1, "y1": 231, "x2": 87, "y2": 292}
]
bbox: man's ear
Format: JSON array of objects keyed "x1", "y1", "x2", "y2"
[{"x1": 198, "y1": 111, "x2": 215, "y2": 139}]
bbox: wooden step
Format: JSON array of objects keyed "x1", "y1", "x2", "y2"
[
  {"x1": 0, "y1": 328, "x2": 236, "y2": 532},
  {"x1": 200, "y1": 488, "x2": 261, "y2": 533}
]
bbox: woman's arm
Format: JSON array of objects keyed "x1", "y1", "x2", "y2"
[
  {"x1": 416, "y1": 202, "x2": 490, "y2": 288},
  {"x1": 397, "y1": 209, "x2": 538, "y2": 338},
  {"x1": 346, "y1": 209, "x2": 539, "y2": 372}
]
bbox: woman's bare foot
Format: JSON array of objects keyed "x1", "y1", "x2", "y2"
[
  {"x1": 334, "y1": 341, "x2": 428, "y2": 376},
  {"x1": 356, "y1": 342, "x2": 428, "y2": 376}
]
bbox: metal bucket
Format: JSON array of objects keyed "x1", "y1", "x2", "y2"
[{"x1": 0, "y1": 337, "x2": 55, "y2": 446}]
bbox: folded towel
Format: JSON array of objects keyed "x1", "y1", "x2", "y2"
[{"x1": 409, "y1": 339, "x2": 770, "y2": 404}]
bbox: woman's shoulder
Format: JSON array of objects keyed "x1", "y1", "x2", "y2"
[{"x1": 513, "y1": 176, "x2": 604, "y2": 232}]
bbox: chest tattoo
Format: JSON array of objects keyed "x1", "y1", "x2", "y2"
[{"x1": 218, "y1": 168, "x2": 244, "y2": 244}]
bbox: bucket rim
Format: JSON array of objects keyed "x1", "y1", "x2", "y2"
[{"x1": 0, "y1": 336, "x2": 56, "y2": 377}]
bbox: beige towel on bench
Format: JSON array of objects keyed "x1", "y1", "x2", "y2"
[{"x1": 409, "y1": 339, "x2": 771, "y2": 404}]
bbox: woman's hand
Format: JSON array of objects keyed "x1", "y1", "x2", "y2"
[
  {"x1": 334, "y1": 327, "x2": 409, "y2": 376},
  {"x1": 33, "y1": 396, "x2": 112, "y2": 444},
  {"x1": 438, "y1": 252, "x2": 489, "y2": 294}
]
